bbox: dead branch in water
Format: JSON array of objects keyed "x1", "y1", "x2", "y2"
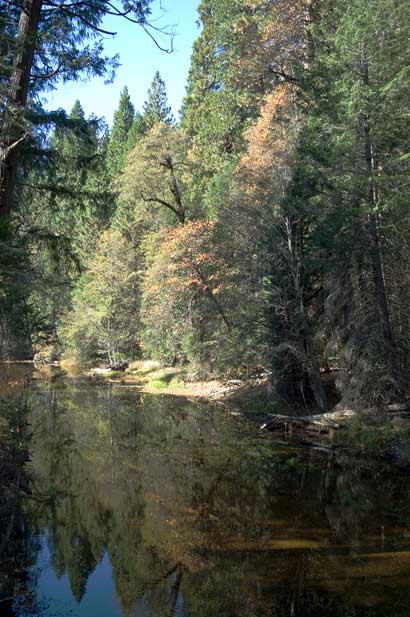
[{"x1": 260, "y1": 402, "x2": 410, "y2": 434}]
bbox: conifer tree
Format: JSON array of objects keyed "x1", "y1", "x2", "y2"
[
  {"x1": 141, "y1": 71, "x2": 174, "y2": 131},
  {"x1": 107, "y1": 86, "x2": 135, "y2": 176},
  {"x1": 125, "y1": 111, "x2": 146, "y2": 153},
  {"x1": 21, "y1": 99, "x2": 112, "y2": 349},
  {"x1": 0, "y1": 0, "x2": 171, "y2": 218},
  {"x1": 302, "y1": 0, "x2": 410, "y2": 404}
]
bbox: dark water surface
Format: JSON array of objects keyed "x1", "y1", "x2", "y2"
[{"x1": 2, "y1": 365, "x2": 410, "y2": 616}]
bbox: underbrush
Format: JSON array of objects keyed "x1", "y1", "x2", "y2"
[{"x1": 341, "y1": 414, "x2": 410, "y2": 463}]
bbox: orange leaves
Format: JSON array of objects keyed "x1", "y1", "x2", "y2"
[
  {"x1": 238, "y1": 83, "x2": 299, "y2": 200},
  {"x1": 229, "y1": 0, "x2": 312, "y2": 93},
  {"x1": 143, "y1": 220, "x2": 229, "y2": 308}
]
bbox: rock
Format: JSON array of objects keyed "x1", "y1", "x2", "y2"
[
  {"x1": 89, "y1": 361, "x2": 129, "y2": 378},
  {"x1": 109, "y1": 360, "x2": 129, "y2": 371},
  {"x1": 89, "y1": 368, "x2": 111, "y2": 377}
]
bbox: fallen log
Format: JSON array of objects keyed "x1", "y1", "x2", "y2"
[
  {"x1": 368, "y1": 402, "x2": 410, "y2": 414},
  {"x1": 332, "y1": 401, "x2": 410, "y2": 415},
  {"x1": 260, "y1": 410, "x2": 356, "y2": 433},
  {"x1": 260, "y1": 402, "x2": 410, "y2": 434}
]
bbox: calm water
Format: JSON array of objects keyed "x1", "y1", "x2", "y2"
[{"x1": 2, "y1": 365, "x2": 410, "y2": 616}]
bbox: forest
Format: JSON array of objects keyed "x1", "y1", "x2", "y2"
[{"x1": 1, "y1": 0, "x2": 410, "y2": 412}]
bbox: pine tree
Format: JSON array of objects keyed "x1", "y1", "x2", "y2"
[
  {"x1": 141, "y1": 71, "x2": 174, "y2": 132},
  {"x1": 50, "y1": 100, "x2": 105, "y2": 242},
  {"x1": 124, "y1": 111, "x2": 146, "y2": 153},
  {"x1": 302, "y1": 0, "x2": 410, "y2": 404},
  {"x1": 107, "y1": 86, "x2": 135, "y2": 176},
  {"x1": 21, "y1": 99, "x2": 112, "y2": 349},
  {"x1": 0, "y1": 0, "x2": 167, "y2": 218}
]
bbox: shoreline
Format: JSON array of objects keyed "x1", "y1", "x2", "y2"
[{"x1": 3, "y1": 359, "x2": 410, "y2": 466}]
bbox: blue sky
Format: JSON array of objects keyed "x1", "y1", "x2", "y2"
[{"x1": 45, "y1": 1, "x2": 201, "y2": 125}]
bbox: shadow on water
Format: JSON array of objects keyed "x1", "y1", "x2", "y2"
[{"x1": 2, "y1": 364, "x2": 410, "y2": 615}]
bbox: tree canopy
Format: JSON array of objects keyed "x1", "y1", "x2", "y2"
[
  {"x1": 2, "y1": 0, "x2": 410, "y2": 408},
  {"x1": 0, "y1": 0, "x2": 173, "y2": 217}
]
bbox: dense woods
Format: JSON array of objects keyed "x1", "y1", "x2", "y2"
[{"x1": 1, "y1": 0, "x2": 410, "y2": 410}]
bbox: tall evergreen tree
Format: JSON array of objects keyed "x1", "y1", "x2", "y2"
[
  {"x1": 0, "y1": 0, "x2": 170, "y2": 218},
  {"x1": 124, "y1": 111, "x2": 146, "y2": 153},
  {"x1": 107, "y1": 86, "x2": 135, "y2": 175},
  {"x1": 19, "y1": 99, "x2": 112, "y2": 349},
  {"x1": 299, "y1": 0, "x2": 410, "y2": 404},
  {"x1": 141, "y1": 71, "x2": 174, "y2": 131}
]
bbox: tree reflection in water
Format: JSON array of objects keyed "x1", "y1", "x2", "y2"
[
  {"x1": 0, "y1": 388, "x2": 37, "y2": 616},
  {"x1": 2, "y1": 378, "x2": 410, "y2": 616}
]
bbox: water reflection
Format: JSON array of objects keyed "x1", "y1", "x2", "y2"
[{"x1": 2, "y1": 374, "x2": 410, "y2": 615}]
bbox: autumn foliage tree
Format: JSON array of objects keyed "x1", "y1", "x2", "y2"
[
  {"x1": 141, "y1": 221, "x2": 234, "y2": 372},
  {"x1": 233, "y1": 83, "x2": 327, "y2": 408}
]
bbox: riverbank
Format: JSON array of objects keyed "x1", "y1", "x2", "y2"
[
  {"x1": 1, "y1": 358, "x2": 281, "y2": 410},
  {"x1": 80, "y1": 360, "x2": 342, "y2": 418},
  {"x1": 81, "y1": 360, "x2": 269, "y2": 405},
  {"x1": 5, "y1": 359, "x2": 410, "y2": 465},
  {"x1": 72, "y1": 361, "x2": 410, "y2": 464}
]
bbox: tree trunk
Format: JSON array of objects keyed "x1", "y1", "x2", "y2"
[
  {"x1": 167, "y1": 564, "x2": 184, "y2": 617},
  {"x1": 285, "y1": 216, "x2": 327, "y2": 410},
  {"x1": 0, "y1": 0, "x2": 43, "y2": 217},
  {"x1": 192, "y1": 264, "x2": 232, "y2": 331},
  {"x1": 360, "y1": 45, "x2": 404, "y2": 400},
  {"x1": 304, "y1": 329, "x2": 327, "y2": 410}
]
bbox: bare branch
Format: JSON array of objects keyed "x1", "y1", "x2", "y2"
[
  {"x1": 0, "y1": 133, "x2": 29, "y2": 160},
  {"x1": 140, "y1": 192, "x2": 184, "y2": 223}
]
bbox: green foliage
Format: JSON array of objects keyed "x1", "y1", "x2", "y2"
[
  {"x1": 124, "y1": 111, "x2": 145, "y2": 153},
  {"x1": 107, "y1": 86, "x2": 135, "y2": 175},
  {"x1": 61, "y1": 230, "x2": 141, "y2": 363},
  {"x1": 0, "y1": 0, "x2": 167, "y2": 223},
  {"x1": 141, "y1": 70, "x2": 174, "y2": 131},
  {"x1": 16, "y1": 100, "x2": 113, "y2": 350},
  {"x1": 116, "y1": 122, "x2": 192, "y2": 237},
  {"x1": 301, "y1": 0, "x2": 410, "y2": 404},
  {"x1": 3, "y1": 0, "x2": 410, "y2": 406},
  {"x1": 0, "y1": 234, "x2": 35, "y2": 358}
]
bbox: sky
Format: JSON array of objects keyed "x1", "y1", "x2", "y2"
[{"x1": 44, "y1": 1, "x2": 201, "y2": 126}]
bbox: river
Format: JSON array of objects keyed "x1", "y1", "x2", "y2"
[{"x1": 1, "y1": 363, "x2": 410, "y2": 616}]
